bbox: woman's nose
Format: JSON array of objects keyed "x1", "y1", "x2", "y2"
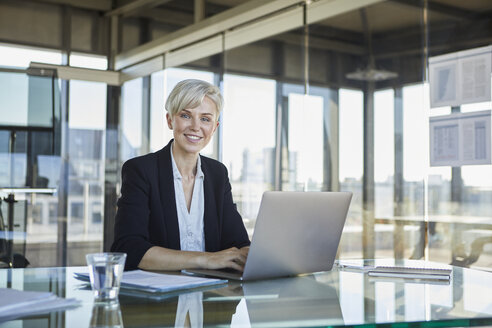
[{"x1": 190, "y1": 118, "x2": 200, "y2": 130}]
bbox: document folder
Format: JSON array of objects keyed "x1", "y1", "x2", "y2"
[
  {"x1": 367, "y1": 266, "x2": 452, "y2": 280},
  {"x1": 75, "y1": 270, "x2": 227, "y2": 297}
]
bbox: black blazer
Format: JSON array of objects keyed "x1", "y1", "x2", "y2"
[{"x1": 111, "y1": 139, "x2": 251, "y2": 270}]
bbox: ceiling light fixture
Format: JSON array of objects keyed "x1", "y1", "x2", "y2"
[{"x1": 346, "y1": 67, "x2": 398, "y2": 82}]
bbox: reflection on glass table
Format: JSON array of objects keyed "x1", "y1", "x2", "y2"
[
  {"x1": 89, "y1": 302, "x2": 123, "y2": 328},
  {"x1": 1, "y1": 261, "x2": 492, "y2": 327}
]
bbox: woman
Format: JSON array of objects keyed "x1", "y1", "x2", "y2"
[{"x1": 111, "y1": 79, "x2": 250, "y2": 271}]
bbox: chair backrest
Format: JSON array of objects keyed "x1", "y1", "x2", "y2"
[{"x1": 0, "y1": 199, "x2": 9, "y2": 266}]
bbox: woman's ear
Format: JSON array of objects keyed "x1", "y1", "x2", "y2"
[
  {"x1": 212, "y1": 120, "x2": 219, "y2": 133},
  {"x1": 166, "y1": 113, "x2": 173, "y2": 130}
]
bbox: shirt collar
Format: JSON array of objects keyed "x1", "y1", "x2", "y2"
[{"x1": 170, "y1": 141, "x2": 204, "y2": 180}]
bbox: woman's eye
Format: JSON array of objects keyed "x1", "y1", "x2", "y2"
[
  {"x1": 201, "y1": 117, "x2": 211, "y2": 122},
  {"x1": 180, "y1": 113, "x2": 190, "y2": 119}
]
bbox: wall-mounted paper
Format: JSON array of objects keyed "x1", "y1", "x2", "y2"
[
  {"x1": 430, "y1": 110, "x2": 491, "y2": 166},
  {"x1": 429, "y1": 46, "x2": 491, "y2": 108}
]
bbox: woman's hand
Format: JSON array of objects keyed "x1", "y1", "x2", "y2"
[{"x1": 200, "y1": 247, "x2": 248, "y2": 272}]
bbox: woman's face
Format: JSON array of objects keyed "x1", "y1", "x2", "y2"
[{"x1": 167, "y1": 96, "x2": 219, "y2": 157}]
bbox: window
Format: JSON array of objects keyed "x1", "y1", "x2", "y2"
[
  {"x1": 339, "y1": 89, "x2": 363, "y2": 220},
  {"x1": 67, "y1": 79, "x2": 106, "y2": 244},
  {"x1": 69, "y1": 52, "x2": 107, "y2": 70},
  {"x1": 0, "y1": 44, "x2": 64, "y2": 267},
  {"x1": 338, "y1": 88, "x2": 364, "y2": 259},
  {"x1": 374, "y1": 89, "x2": 395, "y2": 219},
  {"x1": 69, "y1": 80, "x2": 106, "y2": 130},
  {"x1": 402, "y1": 84, "x2": 427, "y2": 217},
  {"x1": 460, "y1": 97, "x2": 492, "y2": 217},
  {"x1": 0, "y1": 72, "x2": 29, "y2": 126},
  {"x1": 222, "y1": 74, "x2": 276, "y2": 235},
  {"x1": 121, "y1": 78, "x2": 143, "y2": 162},
  {"x1": 286, "y1": 93, "x2": 324, "y2": 191},
  {"x1": 150, "y1": 71, "x2": 168, "y2": 152},
  {"x1": 0, "y1": 43, "x2": 62, "y2": 68}
]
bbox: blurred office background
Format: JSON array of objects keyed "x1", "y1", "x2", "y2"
[{"x1": 0, "y1": 0, "x2": 491, "y2": 269}]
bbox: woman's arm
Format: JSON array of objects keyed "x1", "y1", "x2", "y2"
[
  {"x1": 138, "y1": 246, "x2": 248, "y2": 271},
  {"x1": 111, "y1": 158, "x2": 154, "y2": 270}
]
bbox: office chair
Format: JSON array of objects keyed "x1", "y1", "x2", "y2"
[
  {"x1": 452, "y1": 235, "x2": 492, "y2": 268},
  {"x1": 0, "y1": 197, "x2": 30, "y2": 268},
  {"x1": 0, "y1": 198, "x2": 10, "y2": 268}
]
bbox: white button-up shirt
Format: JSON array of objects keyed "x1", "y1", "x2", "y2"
[{"x1": 170, "y1": 143, "x2": 205, "y2": 252}]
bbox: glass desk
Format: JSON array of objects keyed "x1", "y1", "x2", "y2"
[{"x1": 1, "y1": 260, "x2": 492, "y2": 327}]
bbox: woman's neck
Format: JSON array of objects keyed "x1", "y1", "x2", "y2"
[{"x1": 172, "y1": 143, "x2": 198, "y2": 179}]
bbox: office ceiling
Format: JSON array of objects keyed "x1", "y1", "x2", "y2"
[
  {"x1": 318, "y1": 0, "x2": 492, "y2": 33},
  {"x1": 26, "y1": 0, "x2": 492, "y2": 24},
  {"x1": 25, "y1": 0, "x2": 492, "y2": 51},
  {"x1": 17, "y1": 0, "x2": 492, "y2": 88}
]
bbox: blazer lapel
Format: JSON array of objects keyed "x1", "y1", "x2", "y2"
[
  {"x1": 157, "y1": 140, "x2": 181, "y2": 250},
  {"x1": 201, "y1": 157, "x2": 220, "y2": 252}
]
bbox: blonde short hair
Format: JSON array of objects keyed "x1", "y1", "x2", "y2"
[{"x1": 165, "y1": 79, "x2": 223, "y2": 120}]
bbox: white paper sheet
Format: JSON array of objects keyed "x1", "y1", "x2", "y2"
[
  {"x1": 430, "y1": 110, "x2": 491, "y2": 166},
  {"x1": 75, "y1": 269, "x2": 226, "y2": 294},
  {"x1": 429, "y1": 45, "x2": 491, "y2": 108},
  {"x1": 0, "y1": 288, "x2": 80, "y2": 322},
  {"x1": 460, "y1": 49, "x2": 491, "y2": 104},
  {"x1": 121, "y1": 270, "x2": 226, "y2": 292}
]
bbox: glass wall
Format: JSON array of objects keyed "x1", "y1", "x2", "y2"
[
  {"x1": 121, "y1": 78, "x2": 143, "y2": 162},
  {"x1": 0, "y1": 43, "x2": 62, "y2": 68},
  {"x1": 373, "y1": 89, "x2": 395, "y2": 259},
  {"x1": 338, "y1": 88, "x2": 364, "y2": 258},
  {"x1": 222, "y1": 74, "x2": 276, "y2": 235},
  {"x1": 69, "y1": 53, "x2": 107, "y2": 70},
  {"x1": 0, "y1": 47, "x2": 108, "y2": 267},
  {"x1": 374, "y1": 89, "x2": 394, "y2": 220},
  {"x1": 66, "y1": 80, "x2": 107, "y2": 264},
  {"x1": 150, "y1": 70, "x2": 168, "y2": 153},
  {"x1": 0, "y1": 68, "x2": 61, "y2": 267},
  {"x1": 424, "y1": 1, "x2": 492, "y2": 269},
  {"x1": 2, "y1": 0, "x2": 492, "y2": 269},
  {"x1": 283, "y1": 87, "x2": 325, "y2": 192},
  {"x1": 118, "y1": 0, "x2": 492, "y2": 270}
]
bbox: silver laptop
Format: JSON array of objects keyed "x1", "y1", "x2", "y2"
[{"x1": 185, "y1": 191, "x2": 352, "y2": 281}]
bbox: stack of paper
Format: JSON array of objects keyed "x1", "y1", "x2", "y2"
[
  {"x1": 75, "y1": 270, "x2": 227, "y2": 298},
  {"x1": 0, "y1": 288, "x2": 80, "y2": 322}
]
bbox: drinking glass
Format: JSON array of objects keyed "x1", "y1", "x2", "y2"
[{"x1": 86, "y1": 252, "x2": 126, "y2": 303}]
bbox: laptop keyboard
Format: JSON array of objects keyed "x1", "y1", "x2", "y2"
[{"x1": 217, "y1": 268, "x2": 242, "y2": 274}]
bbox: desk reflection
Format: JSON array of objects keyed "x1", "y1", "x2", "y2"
[
  {"x1": 119, "y1": 290, "x2": 239, "y2": 327},
  {"x1": 232, "y1": 275, "x2": 344, "y2": 327},
  {"x1": 118, "y1": 275, "x2": 344, "y2": 327},
  {"x1": 175, "y1": 292, "x2": 203, "y2": 328}
]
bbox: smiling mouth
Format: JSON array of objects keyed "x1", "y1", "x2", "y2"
[{"x1": 185, "y1": 134, "x2": 202, "y2": 141}]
